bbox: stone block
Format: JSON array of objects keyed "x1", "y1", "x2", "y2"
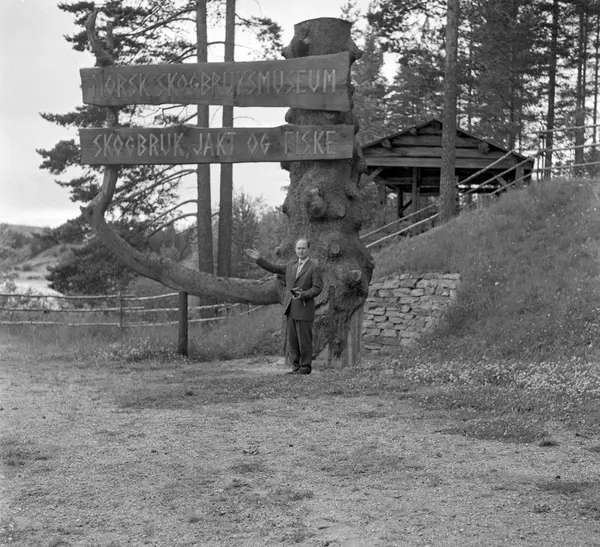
[
  {"x1": 373, "y1": 336, "x2": 400, "y2": 345},
  {"x1": 400, "y1": 305, "x2": 411, "y2": 313},
  {"x1": 371, "y1": 307, "x2": 386, "y2": 316},
  {"x1": 377, "y1": 289, "x2": 395, "y2": 298},
  {"x1": 400, "y1": 278, "x2": 417, "y2": 288},
  {"x1": 392, "y1": 288, "x2": 412, "y2": 297},
  {"x1": 381, "y1": 329, "x2": 397, "y2": 337},
  {"x1": 382, "y1": 279, "x2": 400, "y2": 289},
  {"x1": 410, "y1": 289, "x2": 425, "y2": 296}
]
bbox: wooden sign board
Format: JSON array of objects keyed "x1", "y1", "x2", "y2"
[
  {"x1": 80, "y1": 52, "x2": 350, "y2": 111},
  {"x1": 79, "y1": 125, "x2": 355, "y2": 165}
]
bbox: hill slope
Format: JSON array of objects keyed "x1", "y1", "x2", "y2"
[{"x1": 371, "y1": 178, "x2": 600, "y2": 361}]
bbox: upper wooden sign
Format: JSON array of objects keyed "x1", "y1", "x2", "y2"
[
  {"x1": 80, "y1": 52, "x2": 350, "y2": 111},
  {"x1": 79, "y1": 124, "x2": 355, "y2": 165}
]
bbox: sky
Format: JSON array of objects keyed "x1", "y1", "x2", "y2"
[{"x1": 0, "y1": 0, "x2": 376, "y2": 228}]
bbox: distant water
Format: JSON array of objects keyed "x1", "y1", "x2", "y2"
[{"x1": 12, "y1": 278, "x2": 63, "y2": 297}]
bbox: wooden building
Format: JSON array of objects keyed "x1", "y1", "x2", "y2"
[{"x1": 361, "y1": 118, "x2": 534, "y2": 218}]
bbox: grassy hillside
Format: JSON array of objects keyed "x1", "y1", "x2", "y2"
[{"x1": 371, "y1": 178, "x2": 600, "y2": 362}]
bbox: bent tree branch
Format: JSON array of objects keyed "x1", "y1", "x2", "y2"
[{"x1": 81, "y1": 9, "x2": 280, "y2": 306}]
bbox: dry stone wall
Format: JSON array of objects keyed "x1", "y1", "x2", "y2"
[{"x1": 362, "y1": 273, "x2": 460, "y2": 353}]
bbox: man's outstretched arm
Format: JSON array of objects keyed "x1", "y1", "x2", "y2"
[{"x1": 245, "y1": 248, "x2": 286, "y2": 276}]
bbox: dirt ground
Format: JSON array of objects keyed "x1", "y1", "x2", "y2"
[{"x1": 1, "y1": 332, "x2": 600, "y2": 547}]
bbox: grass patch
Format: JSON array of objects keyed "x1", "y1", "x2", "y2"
[
  {"x1": 229, "y1": 460, "x2": 268, "y2": 475},
  {"x1": 0, "y1": 436, "x2": 52, "y2": 468},
  {"x1": 437, "y1": 416, "x2": 546, "y2": 444},
  {"x1": 3, "y1": 304, "x2": 281, "y2": 364},
  {"x1": 109, "y1": 361, "x2": 411, "y2": 409},
  {"x1": 539, "y1": 480, "x2": 592, "y2": 495},
  {"x1": 537, "y1": 479, "x2": 600, "y2": 519},
  {"x1": 318, "y1": 442, "x2": 405, "y2": 477}
]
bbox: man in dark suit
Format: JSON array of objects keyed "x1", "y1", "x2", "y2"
[{"x1": 246, "y1": 238, "x2": 323, "y2": 374}]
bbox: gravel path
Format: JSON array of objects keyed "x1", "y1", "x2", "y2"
[{"x1": 1, "y1": 333, "x2": 600, "y2": 546}]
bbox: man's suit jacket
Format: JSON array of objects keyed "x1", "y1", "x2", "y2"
[{"x1": 256, "y1": 257, "x2": 323, "y2": 320}]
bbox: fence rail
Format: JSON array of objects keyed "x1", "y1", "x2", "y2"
[{"x1": 0, "y1": 290, "x2": 263, "y2": 330}]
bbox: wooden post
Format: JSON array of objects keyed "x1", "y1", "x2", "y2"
[
  {"x1": 178, "y1": 291, "x2": 188, "y2": 356},
  {"x1": 412, "y1": 167, "x2": 420, "y2": 235},
  {"x1": 118, "y1": 284, "x2": 124, "y2": 345},
  {"x1": 412, "y1": 167, "x2": 420, "y2": 214},
  {"x1": 327, "y1": 285, "x2": 335, "y2": 368},
  {"x1": 339, "y1": 307, "x2": 363, "y2": 368},
  {"x1": 397, "y1": 190, "x2": 404, "y2": 219},
  {"x1": 515, "y1": 165, "x2": 524, "y2": 188},
  {"x1": 348, "y1": 307, "x2": 362, "y2": 367},
  {"x1": 378, "y1": 183, "x2": 386, "y2": 206}
]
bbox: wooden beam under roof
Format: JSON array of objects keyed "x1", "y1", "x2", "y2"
[{"x1": 364, "y1": 157, "x2": 526, "y2": 170}]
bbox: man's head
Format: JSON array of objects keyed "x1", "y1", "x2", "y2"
[{"x1": 295, "y1": 238, "x2": 309, "y2": 261}]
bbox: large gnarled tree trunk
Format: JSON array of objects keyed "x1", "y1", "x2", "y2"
[
  {"x1": 280, "y1": 18, "x2": 373, "y2": 357},
  {"x1": 81, "y1": 15, "x2": 373, "y2": 360}
]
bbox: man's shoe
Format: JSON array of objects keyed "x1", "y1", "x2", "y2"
[{"x1": 296, "y1": 367, "x2": 311, "y2": 375}]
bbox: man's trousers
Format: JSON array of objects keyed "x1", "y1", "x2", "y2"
[{"x1": 287, "y1": 314, "x2": 313, "y2": 372}]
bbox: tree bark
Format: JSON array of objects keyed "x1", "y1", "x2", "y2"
[
  {"x1": 440, "y1": 0, "x2": 459, "y2": 223},
  {"x1": 593, "y1": 14, "x2": 599, "y2": 145},
  {"x1": 196, "y1": 0, "x2": 213, "y2": 274},
  {"x1": 280, "y1": 18, "x2": 373, "y2": 358},
  {"x1": 217, "y1": 0, "x2": 236, "y2": 277},
  {"x1": 574, "y1": 1, "x2": 588, "y2": 176},
  {"x1": 544, "y1": 0, "x2": 559, "y2": 180}
]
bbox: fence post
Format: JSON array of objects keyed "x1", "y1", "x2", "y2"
[
  {"x1": 327, "y1": 285, "x2": 335, "y2": 368},
  {"x1": 118, "y1": 285, "x2": 124, "y2": 345},
  {"x1": 178, "y1": 291, "x2": 188, "y2": 356}
]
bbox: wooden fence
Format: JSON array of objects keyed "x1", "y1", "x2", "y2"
[{"x1": 0, "y1": 290, "x2": 263, "y2": 330}]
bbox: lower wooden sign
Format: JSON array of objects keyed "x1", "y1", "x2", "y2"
[{"x1": 79, "y1": 125, "x2": 354, "y2": 165}]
